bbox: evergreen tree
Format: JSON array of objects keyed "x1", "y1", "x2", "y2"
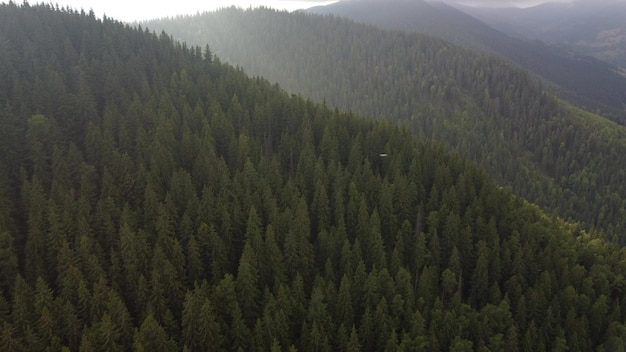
[
  {"x1": 181, "y1": 290, "x2": 223, "y2": 351},
  {"x1": 236, "y1": 242, "x2": 260, "y2": 324},
  {"x1": 0, "y1": 228, "x2": 18, "y2": 297},
  {"x1": 0, "y1": 4, "x2": 625, "y2": 351}
]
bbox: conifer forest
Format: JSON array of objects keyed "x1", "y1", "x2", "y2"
[{"x1": 1, "y1": 2, "x2": 626, "y2": 351}]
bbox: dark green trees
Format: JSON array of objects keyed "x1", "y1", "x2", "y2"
[
  {"x1": 1, "y1": 3, "x2": 626, "y2": 351},
  {"x1": 147, "y1": 7, "x2": 626, "y2": 244}
]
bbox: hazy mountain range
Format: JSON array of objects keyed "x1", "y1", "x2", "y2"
[
  {"x1": 307, "y1": 0, "x2": 626, "y2": 115},
  {"x1": 451, "y1": 0, "x2": 626, "y2": 69}
]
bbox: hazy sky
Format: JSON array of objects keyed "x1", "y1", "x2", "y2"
[
  {"x1": 447, "y1": 0, "x2": 573, "y2": 8},
  {"x1": 29, "y1": 0, "x2": 600, "y2": 22},
  {"x1": 48, "y1": 0, "x2": 338, "y2": 22}
]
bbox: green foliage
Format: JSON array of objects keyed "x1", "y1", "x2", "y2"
[
  {"x1": 307, "y1": 0, "x2": 626, "y2": 113},
  {"x1": 147, "y1": 7, "x2": 626, "y2": 243},
  {"x1": 0, "y1": 3, "x2": 626, "y2": 351}
]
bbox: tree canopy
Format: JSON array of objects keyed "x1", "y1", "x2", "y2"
[
  {"x1": 147, "y1": 7, "x2": 626, "y2": 244},
  {"x1": 1, "y1": 3, "x2": 626, "y2": 351}
]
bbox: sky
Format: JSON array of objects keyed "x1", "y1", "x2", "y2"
[
  {"x1": 25, "y1": 0, "x2": 599, "y2": 22},
  {"x1": 446, "y1": 0, "x2": 573, "y2": 8},
  {"x1": 45, "y1": 0, "x2": 338, "y2": 22}
]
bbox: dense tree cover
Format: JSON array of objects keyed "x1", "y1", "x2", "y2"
[
  {"x1": 147, "y1": 8, "x2": 626, "y2": 243},
  {"x1": 458, "y1": 0, "x2": 626, "y2": 70},
  {"x1": 2, "y1": 3, "x2": 626, "y2": 351},
  {"x1": 306, "y1": 0, "x2": 626, "y2": 114}
]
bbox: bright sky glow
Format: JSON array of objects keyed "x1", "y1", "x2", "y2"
[
  {"x1": 11, "y1": 0, "x2": 614, "y2": 22},
  {"x1": 36, "y1": 0, "x2": 338, "y2": 22}
]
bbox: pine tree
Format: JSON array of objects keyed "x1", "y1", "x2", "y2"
[
  {"x1": 0, "y1": 322, "x2": 26, "y2": 352},
  {"x1": 370, "y1": 210, "x2": 387, "y2": 270},
  {"x1": 470, "y1": 240, "x2": 489, "y2": 307},
  {"x1": 185, "y1": 233, "x2": 204, "y2": 284},
  {"x1": 263, "y1": 224, "x2": 286, "y2": 289},
  {"x1": 347, "y1": 326, "x2": 362, "y2": 352},
  {"x1": 181, "y1": 290, "x2": 223, "y2": 351},
  {"x1": 197, "y1": 223, "x2": 227, "y2": 283},
  {"x1": 58, "y1": 300, "x2": 81, "y2": 351},
  {"x1": 93, "y1": 313, "x2": 122, "y2": 352},
  {"x1": 336, "y1": 275, "x2": 355, "y2": 327},
  {"x1": 449, "y1": 336, "x2": 473, "y2": 352},
  {"x1": 11, "y1": 275, "x2": 34, "y2": 339},
  {"x1": 23, "y1": 176, "x2": 49, "y2": 282},
  {"x1": 134, "y1": 314, "x2": 178, "y2": 352},
  {"x1": 236, "y1": 242, "x2": 260, "y2": 324},
  {"x1": 0, "y1": 227, "x2": 18, "y2": 296},
  {"x1": 284, "y1": 198, "x2": 314, "y2": 280}
]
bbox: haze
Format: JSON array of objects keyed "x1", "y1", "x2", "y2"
[
  {"x1": 32, "y1": 0, "x2": 621, "y2": 22},
  {"x1": 444, "y1": 0, "x2": 626, "y2": 8},
  {"x1": 442, "y1": 0, "x2": 574, "y2": 8},
  {"x1": 36, "y1": 0, "x2": 338, "y2": 22}
]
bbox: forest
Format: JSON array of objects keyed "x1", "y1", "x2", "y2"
[
  {"x1": 306, "y1": 0, "x2": 626, "y2": 113},
  {"x1": 2, "y1": 2, "x2": 626, "y2": 351},
  {"x1": 458, "y1": 0, "x2": 626, "y2": 70},
  {"x1": 148, "y1": 7, "x2": 626, "y2": 244}
]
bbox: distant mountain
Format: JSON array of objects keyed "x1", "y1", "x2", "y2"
[
  {"x1": 453, "y1": 0, "x2": 626, "y2": 70},
  {"x1": 307, "y1": 0, "x2": 507, "y2": 52},
  {"x1": 307, "y1": 0, "x2": 626, "y2": 115}
]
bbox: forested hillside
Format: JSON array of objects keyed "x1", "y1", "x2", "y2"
[
  {"x1": 2, "y1": 2, "x2": 626, "y2": 351},
  {"x1": 456, "y1": 0, "x2": 626, "y2": 69},
  {"x1": 147, "y1": 8, "x2": 626, "y2": 243},
  {"x1": 307, "y1": 0, "x2": 626, "y2": 113}
]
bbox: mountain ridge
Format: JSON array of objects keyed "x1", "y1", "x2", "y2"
[
  {"x1": 306, "y1": 0, "x2": 626, "y2": 115},
  {"x1": 146, "y1": 7, "x2": 626, "y2": 242},
  {"x1": 452, "y1": 0, "x2": 626, "y2": 70}
]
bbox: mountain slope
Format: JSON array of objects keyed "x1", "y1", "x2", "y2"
[
  {"x1": 4, "y1": 3, "x2": 626, "y2": 351},
  {"x1": 306, "y1": 0, "x2": 626, "y2": 114},
  {"x1": 454, "y1": 0, "x2": 626, "y2": 69},
  {"x1": 146, "y1": 7, "x2": 626, "y2": 243}
]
